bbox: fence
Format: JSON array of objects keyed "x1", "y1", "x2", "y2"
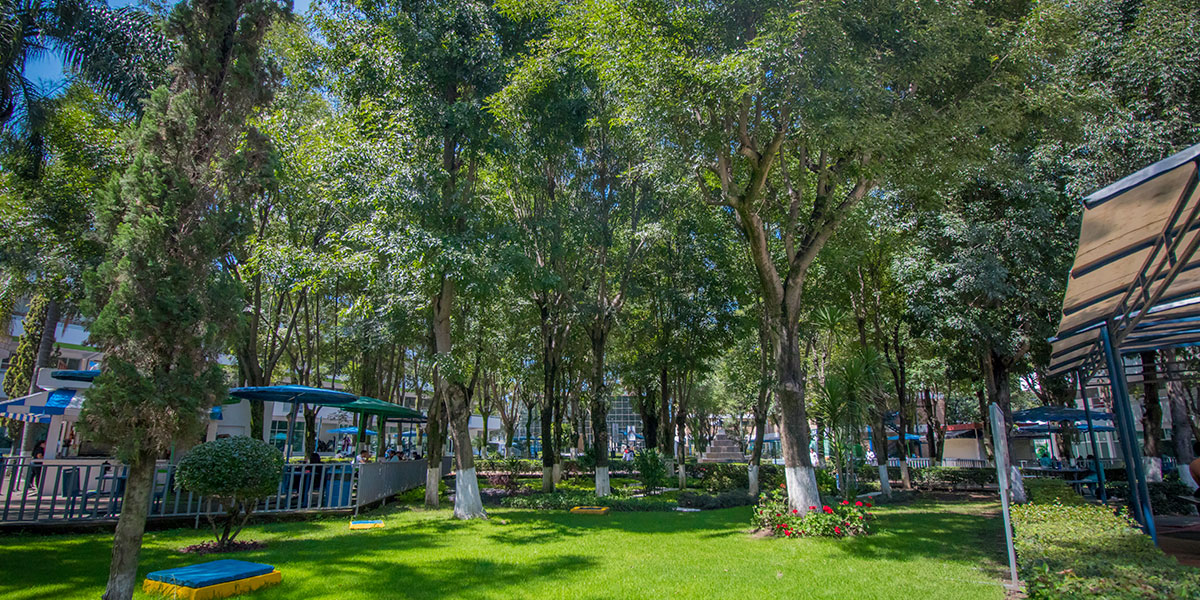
[
  {"x1": 0, "y1": 455, "x2": 452, "y2": 525},
  {"x1": 885, "y1": 457, "x2": 990, "y2": 469}
]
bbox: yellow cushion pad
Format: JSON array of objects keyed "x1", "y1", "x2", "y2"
[{"x1": 569, "y1": 506, "x2": 610, "y2": 515}]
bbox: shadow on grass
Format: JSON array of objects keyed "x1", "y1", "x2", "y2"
[{"x1": 834, "y1": 501, "x2": 1007, "y2": 579}]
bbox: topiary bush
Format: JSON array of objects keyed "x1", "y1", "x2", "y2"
[{"x1": 176, "y1": 436, "x2": 284, "y2": 549}]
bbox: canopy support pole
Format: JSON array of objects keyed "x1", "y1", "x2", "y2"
[
  {"x1": 285, "y1": 402, "x2": 300, "y2": 461},
  {"x1": 1076, "y1": 370, "x2": 1107, "y2": 502},
  {"x1": 1100, "y1": 324, "x2": 1157, "y2": 543}
]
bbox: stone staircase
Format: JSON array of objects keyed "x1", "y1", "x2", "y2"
[{"x1": 698, "y1": 429, "x2": 746, "y2": 463}]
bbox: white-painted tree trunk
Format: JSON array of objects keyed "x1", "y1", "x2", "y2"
[
  {"x1": 1009, "y1": 466, "x2": 1027, "y2": 504},
  {"x1": 424, "y1": 464, "x2": 441, "y2": 507},
  {"x1": 748, "y1": 465, "x2": 759, "y2": 497},
  {"x1": 785, "y1": 466, "x2": 821, "y2": 514},
  {"x1": 899, "y1": 460, "x2": 911, "y2": 489},
  {"x1": 678, "y1": 463, "x2": 687, "y2": 489},
  {"x1": 1179, "y1": 465, "x2": 1199, "y2": 492},
  {"x1": 595, "y1": 466, "x2": 611, "y2": 497},
  {"x1": 552, "y1": 462, "x2": 562, "y2": 484},
  {"x1": 541, "y1": 466, "x2": 553, "y2": 492},
  {"x1": 1144, "y1": 457, "x2": 1163, "y2": 482},
  {"x1": 452, "y1": 467, "x2": 486, "y2": 519},
  {"x1": 877, "y1": 464, "x2": 892, "y2": 498}
]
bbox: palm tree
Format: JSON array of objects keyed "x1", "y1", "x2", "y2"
[{"x1": 0, "y1": 0, "x2": 172, "y2": 136}]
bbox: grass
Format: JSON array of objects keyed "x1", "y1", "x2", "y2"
[{"x1": 0, "y1": 500, "x2": 1007, "y2": 599}]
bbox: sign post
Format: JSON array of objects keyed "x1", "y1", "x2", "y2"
[{"x1": 989, "y1": 403, "x2": 1019, "y2": 590}]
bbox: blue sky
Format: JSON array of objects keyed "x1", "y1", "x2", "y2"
[{"x1": 25, "y1": 0, "x2": 312, "y2": 87}]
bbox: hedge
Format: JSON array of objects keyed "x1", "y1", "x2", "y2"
[
  {"x1": 500, "y1": 490, "x2": 676, "y2": 512},
  {"x1": 1024, "y1": 478, "x2": 1086, "y2": 506},
  {"x1": 677, "y1": 490, "x2": 755, "y2": 510},
  {"x1": 1105, "y1": 480, "x2": 1196, "y2": 516},
  {"x1": 1012, "y1": 501, "x2": 1200, "y2": 599}
]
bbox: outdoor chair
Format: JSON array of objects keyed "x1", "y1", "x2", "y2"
[{"x1": 59, "y1": 467, "x2": 101, "y2": 518}]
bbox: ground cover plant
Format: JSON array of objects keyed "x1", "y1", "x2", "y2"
[
  {"x1": 1012, "y1": 495, "x2": 1200, "y2": 598},
  {"x1": 0, "y1": 500, "x2": 1006, "y2": 600}
]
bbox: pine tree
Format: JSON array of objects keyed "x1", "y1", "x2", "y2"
[
  {"x1": 77, "y1": 1, "x2": 286, "y2": 598},
  {"x1": 3, "y1": 294, "x2": 47, "y2": 400}
]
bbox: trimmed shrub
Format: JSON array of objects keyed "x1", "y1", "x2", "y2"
[
  {"x1": 677, "y1": 489, "x2": 755, "y2": 510},
  {"x1": 1012, "y1": 501, "x2": 1200, "y2": 599},
  {"x1": 176, "y1": 437, "x2": 284, "y2": 548},
  {"x1": 500, "y1": 490, "x2": 676, "y2": 512},
  {"x1": 1025, "y1": 478, "x2": 1086, "y2": 506}
]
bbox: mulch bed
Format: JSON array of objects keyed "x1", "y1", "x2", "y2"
[{"x1": 178, "y1": 540, "x2": 267, "y2": 555}]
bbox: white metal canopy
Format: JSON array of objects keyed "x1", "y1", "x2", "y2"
[{"x1": 1049, "y1": 143, "x2": 1200, "y2": 376}]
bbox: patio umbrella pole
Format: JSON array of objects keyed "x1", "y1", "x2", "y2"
[{"x1": 1076, "y1": 370, "x2": 1107, "y2": 502}]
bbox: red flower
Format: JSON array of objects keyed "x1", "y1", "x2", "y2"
[
  {"x1": 776, "y1": 513, "x2": 782, "y2": 517},
  {"x1": 823, "y1": 506, "x2": 833, "y2": 514},
  {"x1": 858, "y1": 516, "x2": 864, "y2": 520},
  {"x1": 841, "y1": 500, "x2": 849, "y2": 505},
  {"x1": 780, "y1": 484, "x2": 786, "y2": 489},
  {"x1": 855, "y1": 501, "x2": 863, "y2": 507},
  {"x1": 808, "y1": 506, "x2": 816, "y2": 510},
  {"x1": 792, "y1": 509, "x2": 798, "y2": 514},
  {"x1": 866, "y1": 503, "x2": 872, "y2": 508},
  {"x1": 834, "y1": 526, "x2": 842, "y2": 535}
]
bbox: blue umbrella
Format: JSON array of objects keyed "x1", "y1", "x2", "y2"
[
  {"x1": 329, "y1": 426, "x2": 376, "y2": 436},
  {"x1": 887, "y1": 434, "x2": 923, "y2": 441},
  {"x1": 1013, "y1": 405, "x2": 1113, "y2": 422}
]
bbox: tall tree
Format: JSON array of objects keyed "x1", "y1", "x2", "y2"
[
  {"x1": 551, "y1": 0, "x2": 1024, "y2": 512},
  {"x1": 78, "y1": 1, "x2": 284, "y2": 597}
]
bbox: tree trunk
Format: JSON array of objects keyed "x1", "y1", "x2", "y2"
[
  {"x1": 922, "y1": 388, "x2": 937, "y2": 464},
  {"x1": 303, "y1": 405, "x2": 317, "y2": 457},
  {"x1": 636, "y1": 387, "x2": 659, "y2": 451},
  {"x1": 540, "y1": 400, "x2": 555, "y2": 492},
  {"x1": 983, "y1": 350, "x2": 1024, "y2": 503},
  {"x1": 748, "y1": 386, "x2": 769, "y2": 497},
  {"x1": 431, "y1": 276, "x2": 483, "y2": 519},
  {"x1": 658, "y1": 367, "x2": 672, "y2": 455},
  {"x1": 32, "y1": 298, "x2": 61, "y2": 390},
  {"x1": 775, "y1": 321, "x2": 820, "y2": 514},
  {"x1": 101, "y1": 451, "x2": 156, "y2": 600},
  {"x1": 590, "y1": 330, "x2": 611, "y2": 496},
  {"x1": 873, "y1": 410, "x2": 892, "y2": 497},
  {"x1": 1140, "y1": 351, "x2": 1164, "y2": 482},
  {"x1": 975, "y1": 385, "x2": 993, "y2": 461},
  {"x1": 1167, "y1": 349, "x2": 1197, "y2": 487},
  {"x1": 425, "y1": 387, "x2": 445, "y2": 508}
]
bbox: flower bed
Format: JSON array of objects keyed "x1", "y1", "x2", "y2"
[{"x1": 752, "y1": 486, "x2": 872, "y2": 538}]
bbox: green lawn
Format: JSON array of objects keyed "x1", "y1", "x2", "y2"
[{"x1": 0, "y1": 500, "x2": 1006, "y2": 599}]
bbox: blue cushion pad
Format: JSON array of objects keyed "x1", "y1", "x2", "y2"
[
  {"x1": 147, "y1": 559, "x2": 275, "y2": 588},
  {"x1": 351, "y1": 520, "x2": 383, "y2": 525}
]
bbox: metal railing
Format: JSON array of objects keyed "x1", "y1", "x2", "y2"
[
  {"x1": 885, "y1": 457, "x2": 991, "y2": 469},
  {"x1": 0, "y1": 456, "x2": 452, "y2": 525}
]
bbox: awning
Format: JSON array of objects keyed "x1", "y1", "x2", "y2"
[
  {"x1": 0, "y1": 389, "x2": 84, "y2": 424},
  {"x1": 1012, "y1": 406, "x2": 1113, "y2": 422},
  {"x1": 228, "y1": 385, "x2": 357, "y2": 405},
  {"x1": 1049, "y1": 143, "x2": 1200, "y2": 376},
  {"x1": 328, "y1": 427, "x2": 376, "y2": 436},
  {"x1": 328, "y1": 396, "x2": 426, "y2": 422}
]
